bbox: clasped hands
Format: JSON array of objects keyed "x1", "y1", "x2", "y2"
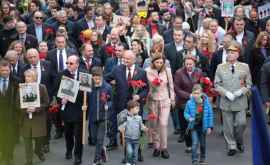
[{"x1": 225, "y1": 89, "x2": 243, "y2": 101}]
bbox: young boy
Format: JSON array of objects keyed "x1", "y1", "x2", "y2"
[
  {"x1": 88, "y1": 67, "x2": 112, "y2": 165},
  {"x1": 118, "y1": 100, "x2": 148, "y2": 165},
  {"x1": 184, "y1": 84, "x2": 214, "y2": 165}
]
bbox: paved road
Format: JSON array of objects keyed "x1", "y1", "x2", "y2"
[{"x1": 11, "y1": 113, "x2": 253, "y2": 165}]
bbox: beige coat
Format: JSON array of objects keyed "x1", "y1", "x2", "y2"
[{"x1": 20, "y1": 84, "x2": 49, "y2": 138}]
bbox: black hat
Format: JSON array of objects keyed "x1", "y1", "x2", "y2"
[{"x1": 2, "y1": 16, "x2": 13, "y2": 24}]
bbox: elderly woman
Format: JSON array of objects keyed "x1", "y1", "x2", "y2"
[
  {"x1": 145, "y1": 53, "x2": 175, "y2": 159},
  {"x1": 20, "y1": 69, "x2": 49, "y2": 165},
  {"x1": 174, "y1": 56, "x2": 203, "y2": 153}
]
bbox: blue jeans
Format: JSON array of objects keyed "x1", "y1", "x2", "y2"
[
  {"x1": 126, "y1": 138, "x2": 139, "y2": 164},
  {"x1": 191, "y1": 126, "x2": 206, "y2": 162}
]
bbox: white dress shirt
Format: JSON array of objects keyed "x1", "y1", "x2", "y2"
[
  {"x1": 222, "y1": 48, "x2": 228, "y2": 64},
  {"x1": 57, "y1": 48, "x2": 67, "y2": 71},
  {"x1": 126, "y1": 65, "x2": 135, "y2": 79},
  {"x1": 175, "y1": 42, "x2": 184, "y2": 52},
  {"x1": 236, "y1": 31, "x2": 244, "y2": 45}
]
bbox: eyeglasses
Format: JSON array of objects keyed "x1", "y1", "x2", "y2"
[
  {"x1": 35, "y1": 17, "x2": 43, "y2": 19},
  {"x1": 66, "y1": 62, "x2": 75, "y2": 65}
]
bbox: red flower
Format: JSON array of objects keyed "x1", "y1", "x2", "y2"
[
  {"x1": 148, "y1": 112, "x2": 158, "y2": 121},
  {"x1": 152, "y1": 77, "x2": 162, "y2": 87},
  {"x1": 197, "y1": 105, "x2": 203, "y2": 113},
  {"x1": 45, "y1": 27, "x2": 54, "y2": 34},
  {"x1": 199, "y1": 76, "x2": 218, "y2": 97},
  {"x1": 128, "y1": 80, "x2": 146, "y2": 94},
  {"x1": 48, "y1": 104, "x2": 60, "y2": 113},
  {"x1": 100, "y1": 92, "x2": 110, "y2": 103},
  {"x1": 105, "y1": 45, "x2": 115, "y2": 57}
]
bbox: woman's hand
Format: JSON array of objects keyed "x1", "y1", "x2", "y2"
[{"x1": 27, "y1": 107, "x2": 36, "y2": 113}]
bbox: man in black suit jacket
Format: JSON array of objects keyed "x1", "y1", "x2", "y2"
[
  {"x1": 4, "y1": 50, "x2": 25, "y2": 83},
  {"x1": 79, "y1": 43, "x2": 101, "y2": 73},
  {"x1": 104, "y1": 43, "x2": 125, "y2": 74},
  {"x1": 55, "y1": 55, "x2": 85, "y2": 165},
  {"x1": 46, "y1": 34, "x2": 77, "y2": 139},
  {"x1": 105, "y1": 50, "x2": 149, "y2": 155},
  {"x1": 163, "y1": 16, "x2": 183, "y2": 44},
  {"x1": 27, "y1": 11, "x2": 53, "y2": 43},
  {"x1": 210, "y1": 34, "x2": 233, "y2": 80},
  {"x1": 14, "y1": 21, "x2": 38, "y2": 50},
  {"x1": 0, "y1": 59, "x2": 19, "y2": 165},
  {"x1": 164, "y1": 29, "x2": 185, "y2": 75},
  {"x1": 94, "y1": 14, "x2": 112, "y2": 42}
]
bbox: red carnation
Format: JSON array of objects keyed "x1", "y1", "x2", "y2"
[
  {"x1": 45, "y1": 27, "x2": 54, "y2": 34},
  {"x1": 148, "y1": 112, "x2": 158, "y2": 121},
  {"x1": 105, "y1": 45, "x2": 115, "y2": 57},
  {"x1": 152, "y1": 77, "x2": 162, "y2": 87},
  {"x1": 48, "y1": 104, "x2": 60, "y2": 113},
  {"x1": 197, "y1": 105, "x2": 203, "y2": 113},
  {"x1": 128, "y1": 80, "x2": 146, "y2": 95}
]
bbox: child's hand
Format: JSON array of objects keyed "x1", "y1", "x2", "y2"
[{"x1": 207, "y1": 128, "x2": 212, "y2": 135}]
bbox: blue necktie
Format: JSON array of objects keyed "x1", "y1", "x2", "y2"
[{"x1": 59, "y1": 49, "x2": 64, "y2": 71}]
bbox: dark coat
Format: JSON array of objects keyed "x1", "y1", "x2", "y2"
[
  {"x1": 163, "y1": 28, "x2": 174, "y2": 44},
  {"x1": 105, "y1": 65, "x2": 149, "y2": 113},
  {"x1": 0, "y1": 28, "x2": 17, "y2": 57},
  {"x1": 15, "y1": 33, "x2": 39, "y2": 50},
  {"x1": 78, "y1": 56, "x2": 102, "y2": 74},
  {"x1": 104, "y1": 57, "x2": 121, "y2": 74},
  {"x1": 56, "y1": 69, "x2": 85, "y2": 122},
  {"x1": 20, "y1": 84, "x2": 49, "y2": 138},
  {"x1": 88, "y1": 81, "x2": 112, "y2": 123},
  {"x1": 210, "y1": 49, "x2": 223, "y2": 80},
  {"x1": 164, "y1": 42, "x2": 184, "y2": 75},
  {"x1": 0, "y1": 75, "x2": 19, "y2": 150},
  {"x1": 260, "y1": 61, "x2": 270, "y2": 102},
  {"x1": 250, "y1": 48, "x2": 270, "y2": 87},
  {"x1": 174, "y1": 67, "x2": 203, "y2": 106},
  {"x1": 27, "y1": 23, "x2": 52, "y2": 41}
]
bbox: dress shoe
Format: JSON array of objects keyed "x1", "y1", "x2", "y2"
[
  {"x1": 161, "y1": 149, "x2": 170, "y2": 159},
  {"x1": 35, "y1": 152, "x2": 45, "y2": 162},
  {"x1": 237, "y1": 143, "x2": 244, "y2": 153},
  {"x1": 174, "y1": 129, "x2": 181, "y2": 135},
  {"x1": 65, "y1": 152, "x2": 72, "y2": 160},
  {"x1": 74, "y1": 156, "x2": 82, "y2": 165},
  {"x1": 178, "y1": 134, "x2": 185, "y2": 143},
  {"x1": 227, "y1": 149, "x2": 237, "y2": 156},
  {"x1": 153, "y1": 149, "x2": 161, "y2": 157},
  {"x1": 137, "y1": 153, "x2": 143, "y2": 162},
  {"x1": 43, "y1": 144, "x2": 50, "y2": 153}
]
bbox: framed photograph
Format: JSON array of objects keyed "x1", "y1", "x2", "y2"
[
  {"x1": 57, "y1": 76, "x2": 80, "y2": 103},
  {"x1": 19, "y1": 83, "x2": 40, "y2": 109},
  {"x1": 79, "y1": 72, "x2": 92, "y2": 92},
  {"x1": 221, "y1": 0, "x2": 234, "y2": 17}
]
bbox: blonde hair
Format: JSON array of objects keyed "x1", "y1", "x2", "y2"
[
  {"x1": 151, "y1": 34, "x2": 164, "y2": 53},
  {"x1": 24, "y1": 69, "x2": 38, "y2": 82},
  {"x1": 197, "y1": 30, "x2": 216, "y2": 54},
  {"x1": 255, "y1": 31, "x2": 270, "y2": 48}
]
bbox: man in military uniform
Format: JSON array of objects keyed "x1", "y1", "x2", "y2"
[{"x1": 214, "y1": 41, "x2": 252, "y2": 156}]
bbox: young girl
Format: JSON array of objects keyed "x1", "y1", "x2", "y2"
[
  {"x1": 184, "y1": 84, "x2": 214, "y2": 165},
  {"x1": 118, "y1": 100, "x2": 148, "y2": 165}
]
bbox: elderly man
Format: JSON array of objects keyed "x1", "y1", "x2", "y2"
[
  {"x1": 56, "y1": 55, "x2": 86, "y2": 165},
  {"x1": 214, "y1": 41, "x2": 252, "y2": 156},
  {"x1": 105, "y1": 50, "x2": 149, "y2": 161},
  {"x1": 15, "y1": 21, "x2": 38, "y2": 50},
  {"x1": 0, "y1": 59, "x2": 19, "y2": 165},
  {"x1": 4, "y1": 50, "x2": 24, "y2": 83}
]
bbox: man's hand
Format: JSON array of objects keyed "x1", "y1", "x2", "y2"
[
  {"x1": 82, "y1": 105, "x2": 87, "y2": 111},
  {"x1": 233, "y1": 89, "x2": 243, "y2": 97},
  {"x1": 225, "y1": 92, "x2": 235, "y2": 101},
  {"x1": 62, "y1": 98, "x2": 68, "y2": 105},
  {"x1": 27, "y1": 107, "x2": 36, "y2": 113}
]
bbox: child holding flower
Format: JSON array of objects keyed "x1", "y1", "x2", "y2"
[{"x1": 184, "y1": 84, "x2": 214, "y2": 165}]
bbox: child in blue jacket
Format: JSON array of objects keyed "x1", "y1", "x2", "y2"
[
  {"x1": 88, "y1": 67, "x2": 112, "y2": 165},
  {"x1": 184, "y1": 84, "x2": 214, "y2": 165}
]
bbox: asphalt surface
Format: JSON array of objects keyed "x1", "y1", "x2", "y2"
[{"x1": 11, "y1": 112, "x2": 253, "y2": 165}]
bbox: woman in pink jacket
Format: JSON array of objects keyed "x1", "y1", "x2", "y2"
[{"x1": 145, "y1": 53, "x2": 175, "y2": 159}]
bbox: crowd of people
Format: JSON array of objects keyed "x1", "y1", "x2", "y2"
[{"x1": 0, "y1": 0, "x2": 270, "y2": 165}]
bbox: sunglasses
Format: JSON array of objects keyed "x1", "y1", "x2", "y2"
[
  {"x1": 35, "y1": 17, "x2": 43, "y2": 19},
  {"x1": 66, "y1": 62, "x2": 75, "y2": 65}
]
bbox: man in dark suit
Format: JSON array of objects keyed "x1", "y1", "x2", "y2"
[
  {"x1": 146, "y1": 11, "x2": 166, "y2": 37},
  {"x1": 56, "y1": 55, "x2": 85, "y2": 165},
  {"x1": 14, "y1": 21, "x2": 38, "y2": 50},
  {"x1": 94, "y1": 14, "x2": 112, "y2": 42},
  {"x1": 0, "y1": 16, "x2": 17, "y2": 57},
  {"x1": 22, "y1": 48, "x2": 56, "y2": 152},
  {"x1": 105, "y1": 50, "x2": 149, "y2": 158},
  {"x1": 79, "y1": 43, "x2": 101, "y2": 73},
  {"x1": 46, "y1": 34, "x2": 76, "y2": 139},
  {"x1": 4, "y1": 50, "x2": 25, "y2": 83},
  {"x1": 210, "y1": 34, "x2": 233, "y2": 80},
  {"x1": 27, "y1": 10, "x2": 52, "y2": 43},
  {"x1": 104, "y1": 43, "x2": 125, "y2": 74},
  {"x1": 164, "y1": 29, "x2": 184, "y2": 75},
  {"x1": 163, "y1": 16, "x2": 183, "y2": 44},
  {"x1": 0, "y1": 59, "x2": 19, "y2": 165}
]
